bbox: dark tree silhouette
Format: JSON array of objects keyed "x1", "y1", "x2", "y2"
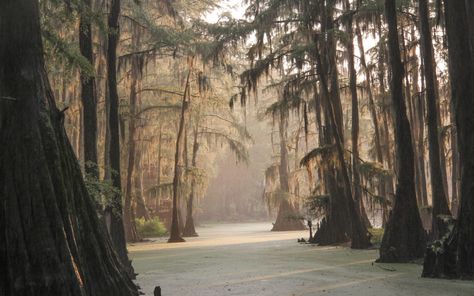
[
  {"x1": 423, "y1": 0, "x2": 474, "y2": 278},
  {"x1": 79, "y1": 0, "x2": 98, "y2": 177},
  {"x1": 123, "y1": 26, "x2": 142, "y2": 243},
  {"x1": 378, "y1": 0, "x2": 426, "y2": 263},
  {"x1": 183, "y1": 126, "x2": 199, "y2": 237},
  {"x1": 271, "y1": 109, "x2": 306, "y2": 231},
  {"x1": 105, "y1": 0, "x2": 135, "y2": 275},
  {"x1": 344, "y1": 1, "x2": 371, "y2": 229},
  {"x1": 418, "y1": 0, "x2": 451, "y2": 238},
  {"x1": 0, "y1": 0, "x2": 138, "y2": 294},
  {"x1": 168, "y1": 62, "x2": 193, "y2": 243}
]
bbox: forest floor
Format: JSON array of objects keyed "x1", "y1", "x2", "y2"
[{"x1": 129, "y1": 222, "x2": 474, "y2": 296}]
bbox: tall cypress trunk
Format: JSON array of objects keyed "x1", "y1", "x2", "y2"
[
  {"x1": 104, "y1": 80, "x2": 111, "y2": 181},
  {"x1": 77, "y1": 104, "x2": 84, "y2": 163},
  {"x1": 79, "y1": 0, "x2": 98, "y2": 177},
  {"x1": 123, "y1": 24, "x2": 142, "y2": 242},
  {"x1": 378, "y1": 0, "x2": 426, "y2": 263},
  {"x1": 433, "y1": 70, "x2": 450, "y2": 206},
  {"x1": 315, "y1": 49, "x2": 371, "y2": 248},
  {"x1": 134, "y1": 145, "x2": 149, "y2": 220},
  {"x1": 346, "y1": 11, "x2": 371, "y2": 228},
  {"x1": 0, "y1": 0, "x2": 138, "y2": 294},
  {"x1": 123, "y1": 56, "x2": 138, "y2": 242},
  {"x1": 423, "y1": 0, "x2": 474, "y2": 278},
  {"x1": 328, "y1": 0, "x2": 370, "y2": 248},
  {"x1": 410, "y1": 26, "x2": 429, "y2": 208},
  {"x1": 313, "y1": 83, "x2": 324, "y2": 146},
  {"x1": 123, "y1": 53, "x2": 140, "y2": 242},
  {"x1": 418, "y1": 0, "x2": 451, "y2": 238},
  {"x1": 155, "y1": 126, "x2": 163, "y2": 212},
  {"x1": 356, "y1": 25, "x2": 383, "y2": 165},
  {"x1": 105, "y1": 0, "x2": 133, "y2": 275},
  {"x1": 450, "y1": 102, "x2": 459, "y2": 214},
  {"x1": 310, "y1": 0, "x2": 370, "y2": 248},
  {"x1": 312, "y1": 83, "x2": 325, "y2": 192},
  {"x1": 311, "y1": 79, "x2": 352, "y2": 245},
  {"x1": 356, "y1": 24, "x2": 388, "y2": 225},
  {"x1": 377, "y1": 17, "x2": 395, "y2": 199},
  {"x1": 370, "y1": 21, "x2": 392, "y2": 227},
  {"x1": 401, "y1": 28, "x2": 427, "y2": 208},
  {"x1": 435, "y1": 78, "x2": 450, "y2": 206},
  {"x1": 183, "y1": 126, "x2": 199, "y2": 237},
  {"x1": 168, "y1": 62, "x2": 193, "y2": 243},
  {"x1": 272, "y1": 109, "x2": 306, "y2": 231}
]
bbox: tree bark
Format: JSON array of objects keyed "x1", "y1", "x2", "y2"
[
  {"x1": 378, "y1": 0, "x2": 426, "y2": 263},
  {"x1": 272, "y1": 109, "x2": 306, "y2": 231},
  {"x1": 346, "y1": 11, "x2": 371, "y2": 229},
  {"x1": 410, "y1": 26, "x2": 429, "y2": 208},
  {"x1": 356, "y1": 24, "x2": 388, "y2": 226},
  {"x1": 309, "y1": 0, "x2": 370, "y2": 249},
  {"x1": 79, "y1": 0, "x2": 98, "y2": 177},
  {"x1": 183, "y1": 126, "x2": 199, "y2": 237},
  {"x1": 155, "y1": 126, "x2": 163, "y2": 213},
  {"x1": 418, "y1": 0, "x2": 451, "y2": 238},
  {"x1": 376, "y1": 16, "x2": 395, "y2": 203},
  {"x1": 134, "y1": 146, "x2": 149, "y2": 220},
  {"x1": 401, "y1": 27, "x2": 427, "y2": 208},
  {"x1": 423, "y1": 0, "x2": 474, "y2": 278},
  {"x1": 123, "y1": 28, "x2": 142, "y2": 242},
  {"x1": 168, "y1": 62, "x2": 193, "y2": 243},
  {"x1": 105, "y1": 0, "x2": 133, "y2": 274},
  {"x1": 356, "y1": 25, "x2": 384, "y2": 166},
  {"x1": 450, "y1": 103, "x2": 459, "y2": 215},
  {"x1": 0, "y1": 0, "x2": 138, "y2": 294}
]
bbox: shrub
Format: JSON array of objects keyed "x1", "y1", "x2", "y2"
[{"x1": 136, "y1": 217, "x2": 168, "y2": 238}]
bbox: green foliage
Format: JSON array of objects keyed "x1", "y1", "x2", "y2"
[
  {"x1": 201, "y1": 130, "x2": 250, "y2": 164},
  {"x1": 305, "y1": 194, "x2": 330, "y2": 212},
  {"x1": 181, "y1": 166, "x2": 209, "y2": 199},
  {"x1": 300, "y1": 145, "x2": 338, "y2": 169},
  {"x1": 226, "y1": 137, "x2": 250, "y2": 164},
  {"x1": 263, "y1": 190, "x2": 293, "y2": 213},
  {"x1": 193, "y1": 17, "x2": 255, "y2": 63},
  {"x1": 139, "y1": 14, "x2": 194, "y2": 53},
  {"x1": 429, "y1": 216, "x2": 455, "y2": 254},
  {"x1": 135, "y1": 217, "x2": 168, "y2": 238},
  {"x1": 265, "y1": 164, "x2": 280, "y2": 186},
  {"x1": 358, "y1": 161, "x2": 392, "y2": 181},
  {"x1": 126, "y1": 0, "x2": 220, "y2": 61},
  {"x1": 263, "y1": 164, "x2": 300, "y2": 213},
  {"x1": 357, "y1": 162, "x2": 392, "y2": 206},
  {"x1": 43, "y1": 29, "x2": 95, "y2": 78},
  {"x1": 265, "y1": 94, "x2": 305, "y2": 117},
  {"x1": 302, "y1": 193, "x2": 329, "y2": 221},
  {"x1": 371, "y1": 194, "x2": 391, "y2": 206},
  {"x1": 369, "y1": 228, "x2": 384, "y2": 245},
  {"x1": 40, "y1": 0, "x2": 106, "y2": 78},
  {"x1": 147, "y1": 182, "x2": 174, "y2": 200},
  {"x1": 83, "y1": 163, "x2": 121, "y2": 214}
]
